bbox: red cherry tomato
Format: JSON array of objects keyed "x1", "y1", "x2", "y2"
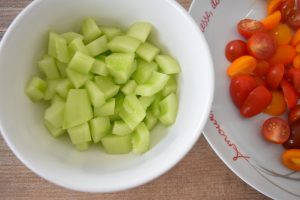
[
  {"x1": 281, "y1": 78, "x2": 298, "y2": 109},
  {"x1": 240, "y1": 85, "x2": 272, "y2": 118},
  {"x1": 279, "y1": 0, "x2": 295, "y2": 22},
  {"x1": 237, "y1": 19, "x2": 265, "y2": 38},
  {"x1": 254, "y1": 76, "x2": 267, "y2": 87},
  {"x1": 283, "y1": 120, "x2": 300, "y2": 149},
  {"x1": 230, "y1": 75, "x2": 257, "y2": 108},
  {"x1": 266, "y1": 64, "x2": 285, "y2": 89},
  {"x1": 262, "y1": 117, "x2": 290, "y2": 144},
  {"x1": 287, "y1": 9, "x2": 300, "y2": 29},
  {"x1": 247, "y1": 32, "x2": 277, "y2": 60},
  {"x1": 225, "y1": 40, "x2": 248, "y2": 62},
  {"x1": 288, "y1": 105, "x2": 300, "y2": 124},
  {"x1": 288, "y1": 68, "x2": 300, "y2": 93},
  {"x1": 254, "y1": 60, "x2": 270, "y2": 77}
]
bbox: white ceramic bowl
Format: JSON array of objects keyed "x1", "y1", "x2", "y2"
[
  {"x1": 190, "y1": 0, "x2": 300, "y2": 199},
  {"x1": 0, "y1": 0, "x2": 214, "y2": 192}
]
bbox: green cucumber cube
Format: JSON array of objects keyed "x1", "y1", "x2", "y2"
[
  {"x1": 132, "y1": 122, "x2": 150, "y2": 153},
  {"x1": 61, "y1": 32, "x2": 83, "y2": 44},
  {"x1": 44, "y1": 79, "x2": 60, "y2": 100},
  {"x1": 149, "y1": 93, "x2": 162, "y2": 118},
  {"x1": 100, "y1": 26, "x2": 122, "y2": 40},
  {"x1": 105, "y1": 53, "x2": 135, "y2": 84},
  {"x1": 94, "y1": 98, "x2": 115, "y2": 117},
  {"x1": 66, "y1": 68, "x2": 89, "y2": 89},
  {"x1": 89, "y1": 117, "x2": 111, "y2": 143},
  {"x1": 119, "y1": 95, "x2": 146, "y2": 130},
  {"x1": 81, "y1": 17, "x2": 102, "y2": 44},
  {"x1": 48, "y1": 32, "x2": 69, "y2": 63},
  {"x1": 90, "y1": 59, "x2": 109, "y2": 76},
  {"x1": 136, "y1": 42, "x2": 160, "y2": 63},
  {"x1": 68, "y1": 51, "x2": 95, "y2": 74},
  {"x1": 144, "y1": 111, "x2": 158, "y2": 130},
  {"x1": 162, "y1": 75, "x2": 177, "y2": 97},
  {"x1": 56, "y1": 60, "x2": 67, "y2": 77},
  {"x1": 132, "y1": 59, "x2": 157, "y2": 84},
  {"x1": 85, "y1": 80, "x2": 105, "y2": 107},
  {"x1": 121, "y1": 80, "x2": 137, "y2": 95},
  {"x1": 108, "y1": 35, "x2": 141, "y2": 53},
  {"x1": 51, "y1": 94, "x2": 64, "y2": 105},
  {"x1": 139, "y1": 96, "x2": 156, "y2": 110},
  {"x1": 55, "y1": 79, "x2": 73, "y2": 99},
  {"x1": 63, "y1": 89, "x2": 93, "y2": 129},
  {"x1": 127, "y1": 22, "x2": 152, "y2": 42},
  {"x1": 112, "y1": 120, "x2": 132, "y2": 136},
  {"x1": 135, "y1": 72, "x2": 169, "y2": 96},
  {"x1": 86, "y1": 35, "x2": 108, "y2": 57},
  {"x1": 38, "y1": 55, "x2": 60, "y2": 79},
  {"x1": 101, "y1": 134, "x2": 132, "y2": 154},
  {"x1": 44, "y1": 101, "x2": 65, "y2": 128},
  {"x1": 25, "y1": 76, "x2": 47, "y2": 101},
  {"x1": 67, "y1": 122, "x2": 91, "y2": 144},
  {"x1": 44, "y1": 121, "x2": 65, "y2": 137},
  {"x1": 155, "y1": 54, "x2": 181, "y2": 74},
  {"x1": 75, "y1": 142, "x2": 89, "y2": 151},
  {"x1": 68, "y1": 38, "x2": 90, "y2": 57},
  {"x1": 110, "y1": 93, "x2": 124, "y2": 121},
  {"x1": 94, "y1": 76, "x2": 120, "y2": 99},
  {"x1": 159, "y1": 93, "x2": 178, "y2": 125}
]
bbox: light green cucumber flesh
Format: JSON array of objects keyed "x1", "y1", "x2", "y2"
[
  {"x1": 139, "y1": 96, "x2": 156, "y2": 110},
  {"x1": 67, "y1": 122, "x2": 91, "y2": 144},
  {"x1": 136, "y1": 42, "x2": 160, "y2": 63},
  {"x1": 55, "y1": 79, "x2": 73, "y2": 99},
  {"x1": 61, "y1": 32, "x2": 83, "y2": 44},
  {"x1": 132, "y1": 59, "x2": 157, "y2": 84},
  {"x1": 94, "y1": 98, "x2": 115, "y2": 117},
  {"x1": 51, "y1": 94, "x2": 64, "y2": 105},
  {"x1": 68, "y1": 38, "x2": 90, "y2": 57},
  {"x1": 81, "y1": 17, "x2": 102, "y2": 44},
  {"x1": 68, "y1": 51, "x2": 95, "y2": 74},
  {"x1": 44, "y1": 79, "x2": 60, "y2": 100},
  {"x1": 144, "y1": 111, "x2": 158, "y2": 130},
  {"x1": 158, "y1": 93, "x2": 178, "y2": 126},
  {"x1": 75, "y1": 142, "x2": 90, "y2": 151},
  {"x1": 86, "y1": 35, "x2": 108, "y2": 57},
  {"x1": 108, "y1": 35, "x2": 141, "y2": 53},
  {"x1": 100, "y1": 26, "x2": 122, "y2": 40},
  {"x1": 25, "y1": 76, "x2": 47, "y2": 101},
  {"x1": 90, "y1": 59, "x2": 109, "y2": 76},
  {"x1": 44, "y1": 121, "x2": 65, "y2": 137},
  {"x1": 48, "y1": 32, "x2": 69, "y2": 63},
  {"x1": 162, "y1": 75, "x2": 177, "y2": 97},
  {"x1": 101, "y1": 134, "x2": 132, "y2": 154},
  {"x1": 66, "y1": 68, "x2": 89, "y2": 89},
  {"x1": 56, "y1": 60, "x2": 67, "y2": 77},
  {"x1": 85, "y1": 80, "x2": 105, "y2": 107},
  {"x1": 132, "y1": 122, "x2": 150, "y2": 153},
  {"x1": 121, "y1": 80, "x2": 137, "y2": 95},
  {"x1": 112, "y1": 120, "x2": 132, "y2": 136},
  {"x1": 155, "y1": 54, "x2": 181, "y2": 74},
  {"x1": 94, "y1": 76, "x2": 120, "y2": 99},
  {"x1": 44, "y1": 101, "x2": 65, "y2": 128},
  {"x1": 89, "y1": 117, "x2": 111, "y2": 143},
  {"x1": 127, "y1": 22, "x2": 152, "y2": 42},
  {"x1": 38, "y1": 55, "x2": 60, "y2": 79},
  {"x1": 135, "y1": 72, "x2": 169, "y2": 96}
]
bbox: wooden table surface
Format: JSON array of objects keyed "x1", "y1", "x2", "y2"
[{"x1": 0, "y1": 0, "x2": 269, "y2": 199}]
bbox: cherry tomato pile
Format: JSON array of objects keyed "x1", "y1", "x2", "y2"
[{"x1": 225, "y1": 0, "x2": 300, "y2": 171}]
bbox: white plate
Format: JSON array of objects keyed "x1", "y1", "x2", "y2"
[{"x1": 189, "y1": 0, "x2": 300, "y2": 199}]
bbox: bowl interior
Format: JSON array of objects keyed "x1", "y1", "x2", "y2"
[{"x1": 0, "y1": 0, "x2": 213, "y2": 192}]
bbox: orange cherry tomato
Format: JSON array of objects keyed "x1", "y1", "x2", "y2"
[
  {"x1": 262, "y1": 117, "x2": 290, "y2": 144},
  {"x1": 267, "y1": 0, "x2": 285, "y2": 14},
  {"x1": 268, "y1": 45, "x2": 296, "y2": 65},
  {"x1": 261, "y1": 11, "x2": 282, "y2": 30},
  {"x1": 254, "y1": 60, "x2": 270, "y2": 77},
  {"x1": 264, "y1": 90, "x2": 287, "y2": 116},
  {"x1": 247, "y1": 32, "x2": 277, "y2": 60},
  {"x1": 237, "y1": 19, "x2": 265, "y2": 38},
  {"x1": 282, "y1": 149, "x2": 300, "y2": 171},
  {"x1": 227, "y1": 56, "x2": 257, "y2": 77},
  {"x1": 293, "y1": 55, "x2": 300, "y2": 68},
  {"x1": 270, "y1": 23, "x2": 293, "y2": 45},
  {"x1": 281, "y1": 78, "x2": 298, "y2": 109},
  {"x1": 266, "y1": 64, "x2": 285, "y2": 89},
  {"x1": 292, "y1": 29, "x2": 300, "y2": 46},
  {"x1": 225, "y1": 40, "x2": 248, "y2": 62},
  {"x1": 240, "y1": 85, "x2": 272, "y2": 118},
  {"x1": 295, "y1": 43, "x2": 300, "y2": 53}
]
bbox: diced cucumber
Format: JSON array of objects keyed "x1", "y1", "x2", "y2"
[
  {"x1": 95, "y1": 54, "x2": 106, "y2": 61},
  {"x1": 149, "y1": 93, "x2": 162, "y2": 118},
  {"x1": 48, "y1": 32, "x2": 69, "y2": 63},
  {"x1": 94, "y1": 98, "x2": 115, "y2": 117},
  {"x1": 81, "y1": 17, "x2": 102, "y2": 44},
  {"x1": 139, "y1": 96, "x2": 156, "y2": 110},
  {"x1": 61, "y1": 32, "x2": 83, "y2": 44},
  {"x1": 56, "y1": 60, "x2": 67, "y2": 77},
  {"x1": 100, "y1": 26, "x2": 122, "y2": 40},
  {"x1": 44, "y1": 79, "x2": 60, "y2": 100},
  {"x1": 132, "y1": 122, "x2": 149, "y2": 153},
  {"x1": 127, "y1": 22, "x2": 152, "y2": 42},
  {"x1": 108, "y1": 36, "x2": 141, "y2": 53},
  {"x1": 51, "y1": 94, "x2": 64, "y2": 105},
  {"x1": 162, "y1": 75, "x2": 177, "y2": 97},
  {"x1": 44, "y1": 101, "x2": 65, "y2": 128},
  {"x1": 85, "y1": 80, "x2": 105, "y2": 107},
  {"x1": 55, "y1": 79, "x2": 73, "y2": 99},
  {"x1": 136, "y1": 42, "x2": 160, "y2": 63},
  {"x1": 94, "y1": 76, "x2": 120, "y2": 99},
  {"x1": 136, "y1": 72, "x2": 169, "y2": 96},
  {"x1": 101, "y1": 134, "x2": 132, "y2": 154},
  {"x1": 105, "y1": 53, "x2": 135, "y2": 84},
  {"x1": 89, "y1": 117, "x2": 111, "y2": 143},
  {"x1": 158, "y1": 93, "x2": 178, "y2": 125},
  {"x1": 121, "y1": 80, "x2": 137, "y2": 95},
  {"x1": 86, "y1": 35, "x2": 108, "y2": 57},
  {"x1": 132, "y1": 59, "x2": 157, "y2": 84},
  {"x1": 75, "y1": 142, "x2": 89, "y2": 151},
  {"x1": 38, "y1": 55, "x2": 60, "y2": 79},
  {"x1": 67, "y1": 122, "x2": 91, "y2": 144},
  {"x1": 44, "y1": 121, "x2": 65, "y2": 137},
  {"x1": 144, "y1": 111, "x2": 158, "y2": 130},
  {"x1": 155, "y1": 54, "x2": 181, "y2": 74},
  {"x1": 110, "y1": 93, "x2": 124, "y2": 121},
  {"x1": 66, "y1": 68, "x2": 89, "y2": 89},
  {"x1": 119, "y1": 95, "x2": 146, "y2": 130},
  {"x1": 112, "y1": 120, "x2": 132, "y2": 136},
  {"x1": 68, "y1": 51, "x2": 95, "y2": 74},
  {"x1": 63, "y1": 89, "x2": 93, "y2": 129},
  {"x1": 90, "y1": 59, "x2": 108, "y2": 76},
  {"x1": 68, "y1": 38, "x2": 90, "y2": 57},
  {"x1": 25, "y1": 76, "x2": 47, "y2": 101}
]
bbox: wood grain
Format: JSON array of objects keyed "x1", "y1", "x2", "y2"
[{"x1": 0, "y1": 0, "x2": 268, "y2": 199}]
